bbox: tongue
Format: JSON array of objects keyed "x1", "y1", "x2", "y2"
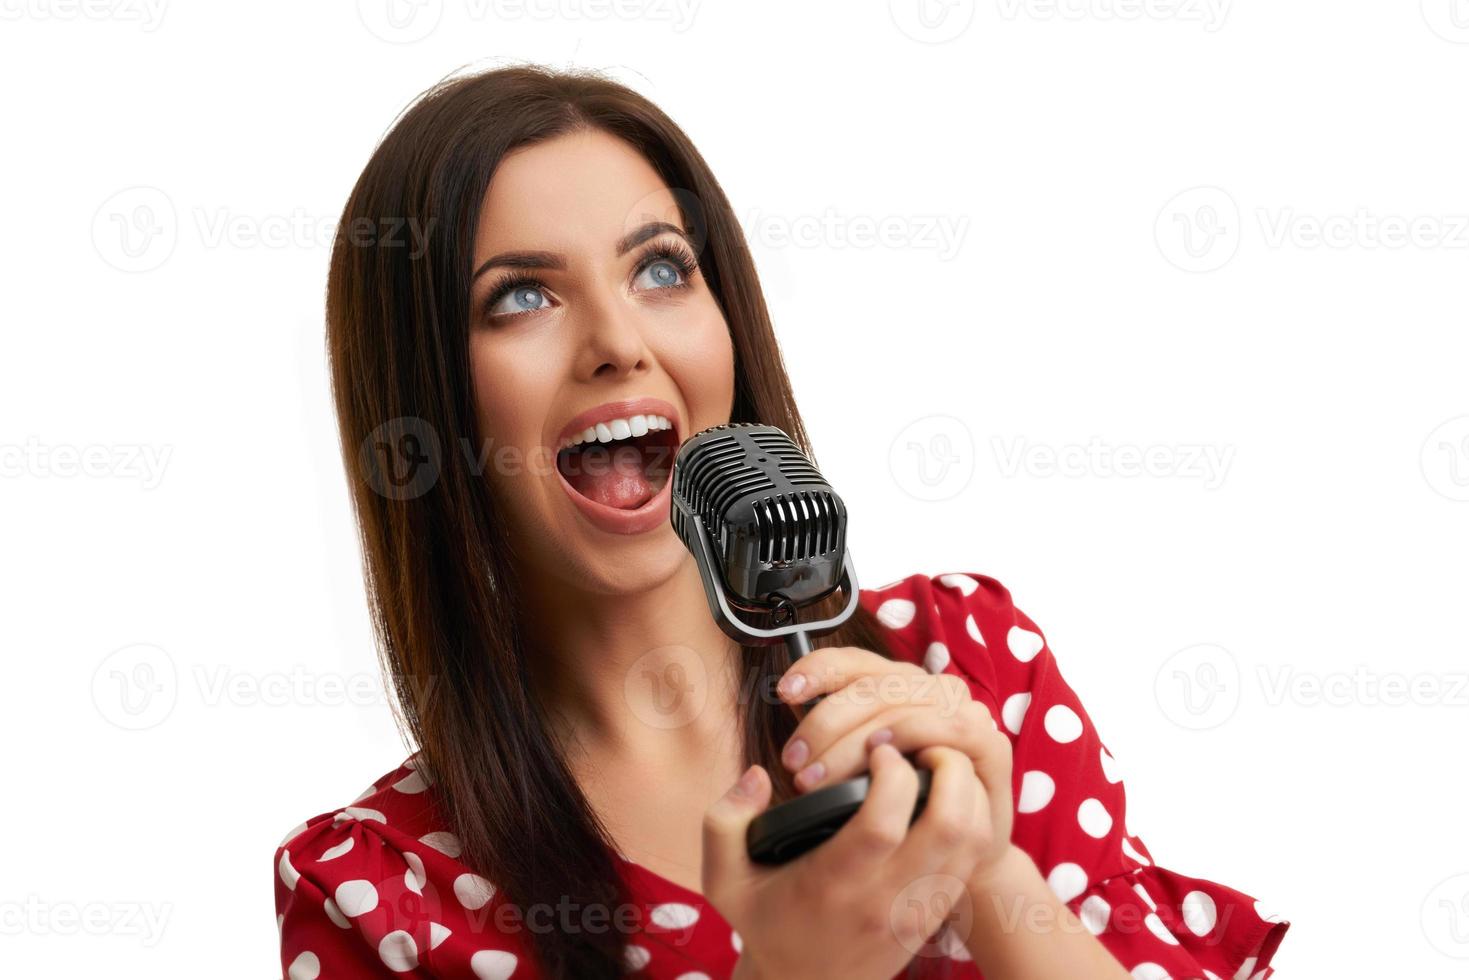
[{"x1": 564, "y1": 443, "x2": 658, "y2": 510}]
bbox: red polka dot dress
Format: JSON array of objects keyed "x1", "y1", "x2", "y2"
[{"x1": 274, "y1": 570, "x2": 1290, "y2": 979}]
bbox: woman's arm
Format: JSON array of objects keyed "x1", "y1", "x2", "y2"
[{"x1": 962, "y1": 845, "x2": 1131, "y2": 979}]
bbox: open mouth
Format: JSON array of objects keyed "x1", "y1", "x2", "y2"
[{"x1": 555, "y1": 419, "x2": 680, "y2": 511}]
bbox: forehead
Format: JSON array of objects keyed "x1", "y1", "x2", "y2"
[{"x1": 474, "y1": 127, "x2": 684, "y2": 255}]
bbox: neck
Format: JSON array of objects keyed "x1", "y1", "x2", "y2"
[{"x1": 522, "y1": 554, "x2": 748, "y2": 770}]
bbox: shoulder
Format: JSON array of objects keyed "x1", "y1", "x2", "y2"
[
  {"x1": 274, "y1": 751, "x2": 449, "y2": 864},
  {"x1": 858, "y1": 568, "x2": 1025, "y2": 658},
  {"x1": 273, "y1": 752, "x2": 531, "y2": 974},
  {"x1": 273, "y1": 751, "x2": 468, "y2": 917}
]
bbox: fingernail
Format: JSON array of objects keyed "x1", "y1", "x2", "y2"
[
  {"x1": 867, "y1": 727, "x2": 893, "y2": 749},
  {"x1": 731, "y1": 765, "x2": 759, "y2": 798},
  {"x1": 782, "y1": 738, "x2": 809, "y2": 770},
  {"x1": 779, "y1": 673, "x2": 807, "y2": 699},
  {"x1": 795, "y1": 761, "x2": 825, "y2": 789}
]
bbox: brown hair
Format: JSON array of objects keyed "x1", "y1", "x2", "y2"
[{"x1": 326, "y1": 63, "x2": 908, "y2": 977}]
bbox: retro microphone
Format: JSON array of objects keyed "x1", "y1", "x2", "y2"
[{"x1": 670, "y1": 422, "x2": 931, "y2": 864}]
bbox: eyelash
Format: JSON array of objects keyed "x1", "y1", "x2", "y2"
[{"x1": 479, "y1": 239, "x2": 699, "y2": 325}]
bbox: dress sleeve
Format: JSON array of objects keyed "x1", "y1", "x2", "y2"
[
  {"x1": 274, "y1": 808, "x2": 431, "y2": 978},
  {"x1": 887, "y1": 572, "x2": 1291, "y2": 980}
]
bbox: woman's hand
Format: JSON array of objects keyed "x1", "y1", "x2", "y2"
[
  {"x1": 774, "y1": 646, "x2": 1016, "y2": 890},
  {"x1": 705, "y1": 744, "x2": 987, "y2": 980}
]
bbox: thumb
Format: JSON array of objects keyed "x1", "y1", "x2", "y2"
[{"x1": 702, "y1": 764, "x2": 772, "y2": 896}]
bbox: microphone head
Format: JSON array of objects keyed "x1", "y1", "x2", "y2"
[{"x1": 671, "y1": 423, "x2": 848, "y2": 609}]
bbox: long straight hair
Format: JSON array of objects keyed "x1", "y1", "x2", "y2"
[{"x1": 326, "y1": 64, "x2": 923, "y2": 977}]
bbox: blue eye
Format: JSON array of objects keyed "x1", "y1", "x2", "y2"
[
  {"x1": 487, "y1": 283, "x2": 550, "y2": 318},
  {"x1": 634, "y1": 258, "x2": 685, "y2": 290}
]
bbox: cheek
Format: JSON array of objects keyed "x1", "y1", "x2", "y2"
[
  {"x1": 468, "y1": 340, "x2": 555, "y2": 495},
  {"x1": 665, "y1": 303, "x2": 735, "y2": 411}
]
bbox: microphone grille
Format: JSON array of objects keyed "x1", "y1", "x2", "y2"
[{"x1": 671, "y1": 423, "x2": 847, "y2": 605}]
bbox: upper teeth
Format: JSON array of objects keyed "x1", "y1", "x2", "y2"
[{"x1": 559, "y1": 414, "x2": 673, "y2": 451}]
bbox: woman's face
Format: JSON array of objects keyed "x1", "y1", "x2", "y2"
[{"x1": 467, "y1": 127, "x2": 735, "y2": 595}]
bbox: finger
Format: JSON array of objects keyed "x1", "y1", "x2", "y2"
[
  {"x1": 787, "y1": 703, "x2": 925, "y2": 791},
  {"x1": 781, "y1": 672, "x2": 954, "y2": 783},
  {"x1": 702, "y1": 764, "x2": 773, "y2": 903},
  {"x1": 896, "y1": 745, "x2": 987, "y2": 877},
  {"x1": 776, "y1": 646, "x2": 923, "y2": 706},
  {"x1": 812, "y1": 742, "x2": 919, "y2": 878},
  {"x1": 861, "y1": 700, "x2": 997, "y2": 780}
]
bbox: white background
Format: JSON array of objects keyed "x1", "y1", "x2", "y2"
[{"x1": 3, "y1": 0, "x2": 1467, "y2": 976}]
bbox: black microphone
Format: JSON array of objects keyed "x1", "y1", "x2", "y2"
[{"x1": 670, "y1": 422, "x2": 931, "y2": 864}]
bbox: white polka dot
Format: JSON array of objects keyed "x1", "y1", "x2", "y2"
[
  {"x1": 393, "y1": 771, "x2": 430, "y2": 794},
  {"x1": 278, "y1": 849, "x2": 299, "y2": 891},
  {"x1": 923, "y1": 641, "x2": 950, "y2": 673},
  {"x1": 965, "y1": 614, "x2": 986, "y2": 646},
  {"x1": 1145, "y1": 913, "x2": 1179, "y2": 945},
  {"x1": 279, "y1": 821, "x2": 308, "y2": 847},
  {"x1": 623, "y1": 944, "x2": 651, "y2": 970},
  {"x1": 287, "y1": 951, "x2": 320, "y2": 980},
  {"x1": 1121, "y1": 837, "x2": 1151, "y2": 866},
  {"x1": 1078, "y1": 895, "x2": 1111, "y2": 935},
  {"x1": 420, "y1": 831, "x2": 463, "y2": 858},
  {"x1": 1232, "y1": 957, "x2": 1257, "y2": 980},
  {"x1": 455, "y1": 873, "x2": 496, "y2": 910},
  {"x1": 1001, "y1": 692, "x2": 1031, "y2": 734},
  {"x1": 323, "y1": 897, "x2": 350, "y2": 929},
  {"x1": 675, "y1": 974, "x2": 712, "y2": 980},
  {"x1": 404, "y1": 851, "x2": 426, "y2": 895},
  {"x1": 335, "y1": 879, "x2": 379, "y2": 918},
  {"x1": 1133, "y1": 883, "x2": 1158, "y2": 912},
  {"x1": 352, "y1": 783, "x2": 378, "y2": 803},
  {"x1": 318, "y1": 838, "x2": 354, "y2": 862},
  {"x1": 1046, "y1": 862, "x2": 1088, "y2": 903},
  {"x1": 876, "y1": 598, "x2": 916, "y2": 629},
  {"x1": 1017, "y1": 771, "x2": 1055, "y2": 813},
  {"x1": 470, "y1": 949, "x2": 519, "y2": 979},
  {"x1": 650, "y1": 902, "x2": 700, "y2": 930},
  {"x1": 1204, "y1": 973, "x2": 1222, "y2": 980},
  {"x1": 334, "y1": 881, "x2": 379, "y2": 922},
  {"x1": 277, "y1": 913, "x2": 283, "y2": 934},
  {"x1": 1043, "y1": 704, "x2": 1083, "y2": 743},
  {"x1": 1007, "y1": 626, "x2": 1044, "y2": 662},
  {"x1": 1077, "y1": 798, "x2": 1113, "y2": 838},
  {"x1": 938, "y1": 573, "x2": 979, "y2": 595},
  {"x1": 333, "y1": 806, "x2": 387, "y2": 824},
  {"x1": 1182, "y1": 890, "x2": 1217, "y2": 936},
  {"x1": 429, "y1": 922, "x2": 452, "y2": 949},
  {"x1": 379, "y1": 930, "x2": 419, "y2": 971},
  {"x1": 730, "y1": 929, "x2": 742, "y2": 953},
  {"x1": 1100, "y1": 747, "x2": 1122, "y2": 783},
  {"x1": 1131, "y1": 965, "x2": 1172, "y2": 980}
]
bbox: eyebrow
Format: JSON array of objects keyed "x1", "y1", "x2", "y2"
[{"x1": 471, "y1": 221, "x2": 688, "y2": 282}]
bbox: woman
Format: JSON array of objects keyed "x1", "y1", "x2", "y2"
[{"x1": 273, "y1": 64, "x2": 1289, "y2": 979}]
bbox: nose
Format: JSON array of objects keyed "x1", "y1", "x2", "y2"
[{"x1": 575, "y1": 289, "x2": 652, "y2": 381}]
